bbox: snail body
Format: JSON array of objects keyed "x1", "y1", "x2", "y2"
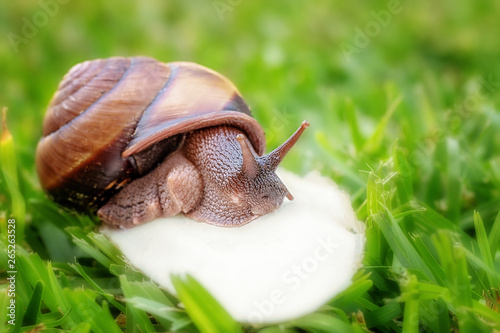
[{"x1": 36, "y1": 56, "x2": 308, "y2": 228}]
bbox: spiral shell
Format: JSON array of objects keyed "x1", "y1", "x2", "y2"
[{"x1": 36, "y1": 56, "x2": 265, "y2": 212}]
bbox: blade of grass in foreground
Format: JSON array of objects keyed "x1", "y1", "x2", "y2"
[
  {"x1": 70, "y1": 263, "x2": 125, "y2": 313},
  {"x1": 329, "y1": 272, "x2": 373, "y2": 309},
  {"x1": 64, "y1": 289, "x2": 122, "y2": 333},
  {"x1": 473, "y1": 211, "x2": 497, "y2": 288},
  {"x1": 399, "y1": 274, "x2": 419, "y2": 333},
  {"x1": 171, "y1": 274, "x2": 241, "y2": 333},
  {"x1": 66, "y1": 227, "x2": 118, "y2": 268},
  {"x1": 120, "y1": 276, "x2": 188, "y2": 330},
  {"x1": 364, "y1": 301, "x2": 401, "y2": 329},
  {"x1": 22, "y1": 281, "x2": 44, "y2": 326},
  {"x1": 432, "y1": 231, "x2": 484, "y2": 333},
  {"x1": 0, "y1": 288, "x2": 9, "y2": 332},
  {"x1": 373, "y1": 207, "x2": 436, "y2": 283},
  {"x1": 290, "y1": 312, "x2": 360, "y2": 333},
  {"x1": 1, "y1": 107, "x2": 26, "y2": 242}
]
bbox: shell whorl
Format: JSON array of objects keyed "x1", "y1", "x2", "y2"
[{"x1": 36, "y1": 56, "x2": 265, "y2": 212}]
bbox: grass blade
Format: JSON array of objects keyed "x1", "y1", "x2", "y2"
[
  {"x1": 373, "y1": 208, "x2": 436, "y2": 283},
  {"x1": 329, "y1": 273, "x2": 373, "y2": 309},
  {"x1": 363, "y1": 94, "x2": 403, "y2": 154},
  {"x1": 290, "y1": 312, "x2": 356, "y2": 333},
  {"x1": 171, "y1": 274, "x2": 241, "y2": 333},
  {"x1": 120, "y1": 275, "x2": 187, "y2": 330},
  {"x1": 344, "y1": 98, "x2": 364, "y2": 152},
  {"x1": 473, "y1": 211, "x2": 497, "y2": 288},
  {"x1": 0, "y1": 107, "x2": 26, "y2": 242},
  {"x1": 400, "y1": 275, "x2": 419, "y2": 333},
  {"x1": 367, "y1": 172, "x2": 383, "y2": 216},
  {"x1": 69, "y1": 262, "x2": 125, "y2": 313},
  {"x1": 65, "y1": 289, "x2": 122, "y2": 333},
  {"x1": 23, "y1": 281, "x2": 44, "y2": 326},
  {"x1": 0, "y1": 288, "x2": 10, "y2": 331},
  {"x1": 364, "y1": 301, "x2": 401, "y2": 329},
  {"x1": 488, "y1": 209, "x2": 500, "y2": 256}
]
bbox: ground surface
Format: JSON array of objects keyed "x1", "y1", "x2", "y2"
[{"x1": 1, "y1": 1, "x2": 500, "y2": 332}]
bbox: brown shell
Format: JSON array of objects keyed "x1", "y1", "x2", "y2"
[{"x1": 36, "y1": 56, "x2": 266, "y2": 212}]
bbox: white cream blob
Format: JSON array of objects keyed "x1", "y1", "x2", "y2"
[{"x1": 102, "y1": 169, "x2": 365, "y2": 324}]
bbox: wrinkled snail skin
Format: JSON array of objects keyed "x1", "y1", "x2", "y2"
[{"x1": 36, "y1": 56, "x2": 309, "y2": 228}]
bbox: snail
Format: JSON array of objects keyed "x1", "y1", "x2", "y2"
[{"x1": 36, "y1": 56, "x2": 309, "y2": 228}]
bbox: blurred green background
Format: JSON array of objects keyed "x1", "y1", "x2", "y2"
[
  {"x1": 2, "y1": 0, "x2": 500, "y2": 223},
  {"x1": 2, "y1": 0, "x2": 499, "y2": 171},
  {"x1": 1, "y1": 1, "x2": 500, "y2": 331}
]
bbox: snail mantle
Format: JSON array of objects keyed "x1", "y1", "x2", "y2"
[{"x1": 102, "y1": 169, "x2": 365, "y2": 324}]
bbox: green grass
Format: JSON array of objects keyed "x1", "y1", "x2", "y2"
[{"x1": 1, "y1": 1, "x2": 500, "y2": 332}]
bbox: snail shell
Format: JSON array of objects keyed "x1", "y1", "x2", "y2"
[{"x1": 36, "y1": 56, "x2": 265, "y2": 212}]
